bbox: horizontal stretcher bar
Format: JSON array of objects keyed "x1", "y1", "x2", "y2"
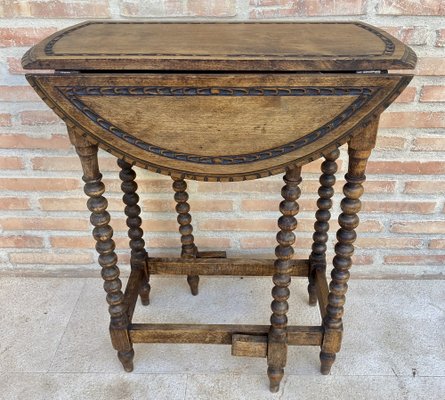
[
  {"x1": 146, "y1": 257, "x2": 310, "y2": 277},
  {"x1": 129, "y1": 323, "x2": 323, "y2": 348}
]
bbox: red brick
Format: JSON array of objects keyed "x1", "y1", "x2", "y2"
[
  {"x1": 393, "y1": 86, "x2": 416, "y2": 103},
  {"x1": 7, "y1": 57, "x2": 25, "y2": 74},
  {"x1": 0, "y1": 86, "x2": 41, "y2": 102},
  {"x1": 361, "y1": 201, "x2": 436, "y2": 214},
  {"x1": 120, "y1": 1, "x2": 165, "y2": 17},
  {"x1": 429, "y1": 239, "x2": 445, "y2": 249},
  {"x1": 384, "y1": 255, "x2": 445, "y2": 265},
  {"x1": 381, "y1": 26, "x2": 428, "y2": 46},
  {"x1": 140, "y1": 218, "x2": 178, "y2": 233},
  {"x1": 0, "y1": 134, "x2": 70, "y2": 150},
  {"x1": 367, "y1": 161, "x2": 445, "y2": 175},
  {"x1": 39, "y1": 197, "x2": 122, "y2": 211},
  {"x1": 0, "y1": 0, "x2": 110, "y2": 18},
  {"x1": 379, "y1": 112, "x2": 445, "y2": 129},
  {"x1": 436, "y1": 29, "x2": 445, "y2": 47},
  {"x1": 0, "y1": 27, "x2": 57, "y2": 47},
  {"x1": 249, "y1": 0, "x2": 366, "y2": 17},
  {"x1": 0, "y1": 113, "x2": 12, "y2": 126},
  {"x1": 0, "y1": 235, "x2": 44, "y2": 248},
  {"x1": 415, "y1": 58, "x2": 445, "y2": 76},
  {"x1": 19, "y1": 110, "x2": 60, "y2": 125},
  {"x1": 198, "y1": 180, "x2": 283, "y2": 194},
  {"x1": 390, "y1": 221, "x2": 445, "y2": 234},
  {"x1": 361, "y1": 180, "x2": 397, "y2": 194},
  {"x1": 121, "y1": 0, "x2": 236, "y2": 17},
  {"x1": 375, "y1": 136, "x2": 406, "y2": 150},
  {"x1": 164, "y1": 0, "x2": 183, "y2": 14},
  {"x1": 0, "y1": 197, "x2": 30, "y2": 210},
  {"x1": 0, "y1": 178, "x2": 80, "y2": 191},
  {"x1": 0, "y1": 217, "x2": 88, "y2": 231},
  {"x1": 355, "y1": 237, "x2": 422, "y2": 249},
  {"x1": 353, "y1": 255, "x2": 374, "y2": 266},
  {"x1": 404, "y1": 181, "x2": 445, "y2": 194},
  {"x1": 9, "y1": 252, "x2": 92, "y2": 265},
  {"x1": 186, "y1": 0, "x2": 237, "y2": 16},
  {"x1": 0, "y1": 156, "x2": 24, "y2": 170},
  {"x1": 420, "y1": 86, "x2": 445, "y2": 102},
  {"x1": 31, "y1": 156, "x2": 117, "y2": 171},
  {"x1": 378, "y1": 0, "x2": 445, "y2": 15},
  {"x1": 412, "y1": 137, "x2": 445, "y2": 152}
]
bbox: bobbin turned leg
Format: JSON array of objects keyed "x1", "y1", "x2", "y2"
[
  {"x1": 308, "y1": 149, "x2": 340, "y2": 306},
  {"x1": 320, "y1": 119, "x2": 378, "y2": 375},
  {"x1": 118, "y1": 159, "x2": 150, "y2": 306},
  {"x1": 172, "y1": 177, "x2": 199, "y2": 295},
  {"x1": 69, "y1": 130, "x2": 133, "y2": 372},
  {"x1": 267, "y1": 166, "x2": 302, "y2": 393}
]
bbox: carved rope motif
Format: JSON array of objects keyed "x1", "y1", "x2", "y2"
[
  {"x1": 44, "y1": 22, "x2": 395, "y2": 58},
  {"x1": 58, "y1": 86, "x2": 377, "y2": 166}
]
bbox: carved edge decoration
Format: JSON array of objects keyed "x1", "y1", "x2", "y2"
[
  {"x1": 58, "y1": 85, "x2": 376, "y2": 166},
  {"x1": 43, "y1": 21, "x2": 395, "y2": 58},
  {"x1": 26, "y1": 74, "x2": 412, "y2": 182}
]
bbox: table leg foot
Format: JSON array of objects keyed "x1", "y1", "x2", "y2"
[
  {"x1": 320, "y1": 351, "x2": 335, "y2": 375},
  {"x1": 308, "y1": 285, "x2": 317, "y2": 306},
  {"x1": 267, "y1": 367, "x2": 283, "y2": 392},
  {"x1": 139, "y1": 280, "x2": 151, "y2": 305},
  {"x1": 118, "y1": 349, "x2": 135, "y2": 372},
  {"x1": 187, "y1": 275, "x2": 199, "y2": 295}
]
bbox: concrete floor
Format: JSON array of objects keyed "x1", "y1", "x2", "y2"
[{"x1": 0, "y1": 276, "x2": 443, "y2": 399}]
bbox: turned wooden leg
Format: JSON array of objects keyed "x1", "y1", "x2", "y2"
[
  {"x1": 118, "y1": 159, "x2": 150, "y2": 306},
  {"x1": 308, "y1": 149, "x2": 340, "y2": 306},
  {"x1": 70, "y1": 131, "x2": 133, "y2": 372},
  {"x1": 320, "y1": 119, "x2": 378, "y2": 375},
  {"x1": 267, "y1": 166, "x2": 302, "y2": 393},
  {"x1": 172, "y1": 177, "x2": 199, "y2": 295}
]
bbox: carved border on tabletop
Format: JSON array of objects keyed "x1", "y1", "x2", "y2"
[
  {"x1": 28, "y1": 75, "x2": 412, "y2": 181},
  {"x1": 44, "y1": 22, "x2": 395, "y2": 58},
  {"x1": 58, "y1": 85, "x2": 378, "y2": 166}
]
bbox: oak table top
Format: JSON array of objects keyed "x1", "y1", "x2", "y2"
[
  {"x1": 23, "y1": 21, "x2": 416, "y2": 393},
  {"x1": 23, "y1": 21, "x2": 416, "y2": 71}
]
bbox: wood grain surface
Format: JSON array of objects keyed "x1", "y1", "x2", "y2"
[
  {"x1": 27, "y1": 73, "x2": 411, "y2": 181},
  {"x1": 22, "y1": 21, "x2": 416, "y2": 71}
]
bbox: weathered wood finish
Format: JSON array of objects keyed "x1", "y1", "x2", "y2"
[
  {"x1": 69, "y1": 130, "x2": 134, "y2": 372},
  {"x1": 320, "y1": 118, "x2": 379, "y2": 375},
  {"x1": 118, "y1": 159, "x2": 150, "y2": 306},
  {"x1": 146, "y1": 257, "x2": 309, "y2": 276},
  {"x1": 268, "y1": 166, "x2": 302, "y2": 392},
  {"x1": 172, "y1": 177, "x2": 199, "y2": 295},
  {"x1": 23, "y1": 21, "x2": 416, "y2": 71},
  {"x1": 26, "y1": 73, "x2": 411, "y2": 181},
  {"x1": 129, "y1": 324, "x2": 323, "y2": 347},
  {"x1": 308, "y1": 149, "x2": 340, "y2": 306},
  {"x1": 24, "y1": 21, "x2": 416, "y2": 393}
]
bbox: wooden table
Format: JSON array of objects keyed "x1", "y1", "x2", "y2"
[{"x1": 23, "y1": 21, "x2": 416, "y2": 392}]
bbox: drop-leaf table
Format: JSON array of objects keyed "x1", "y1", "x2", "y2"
[{"x1": 23, "y1": 21, "x2": 416, "y2": 392}]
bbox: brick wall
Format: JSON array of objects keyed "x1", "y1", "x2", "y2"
[{"x1": 0, "y1": 0, "x2": 444, "y2": 278}]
